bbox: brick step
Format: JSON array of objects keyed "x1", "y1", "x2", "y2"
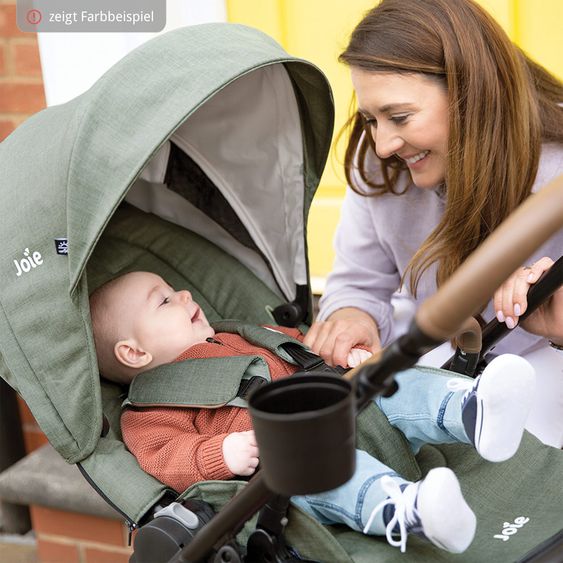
[{"x1": 0, "y1": 445, "x2": 132, "y2": 563}]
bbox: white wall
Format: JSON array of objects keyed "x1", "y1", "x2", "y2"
[{"x1": 37, "y1": 0, "x2": 227, "y2": 106}]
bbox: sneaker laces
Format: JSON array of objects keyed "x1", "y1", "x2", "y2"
[
  {"x1": 363, "y1": 476, "x2": 420, "y2": 553},
  {"x1": 447, "y1": 376, "x2": 479, "y2": 405}
]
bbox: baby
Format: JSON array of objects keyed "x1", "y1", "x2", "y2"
[{"x1": 90, "y1": 271, "x2": 536, "y2": 554}]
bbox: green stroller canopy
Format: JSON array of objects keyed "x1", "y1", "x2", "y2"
[{"x1": 0, "y1": 23, "x2": 334, "y2": 464}]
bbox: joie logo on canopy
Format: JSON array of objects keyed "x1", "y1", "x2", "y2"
[{"x1": 14, "y1": 248, "x2": 43, "y2": 277}]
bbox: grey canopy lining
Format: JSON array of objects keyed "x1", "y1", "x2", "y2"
[
  {"x1": 163, "y1": 143, "x2": 279, "y2": 292},
  {"x1": 165, "y1": 143, "x2": 258, "y2": 252},
  {"x1": 126, "y1": 63, "x2": 306, "y2": 301},
  {"x1": 60, "y1": 24, "x2": 334, "y2": 301},
  {"x1": 126, "y1": 179, "x2": 282, "y2": 298}
]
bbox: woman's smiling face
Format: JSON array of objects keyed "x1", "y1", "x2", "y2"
[{"x1": 351, "y1": 68, "x2": 449, "y2": 189}]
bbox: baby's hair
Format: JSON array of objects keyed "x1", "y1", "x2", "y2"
[{"x1": 89, "y1": 275, "x2": 135, "y2": 384}]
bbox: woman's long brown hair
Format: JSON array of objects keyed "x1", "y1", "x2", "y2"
[{"x1": 340, "y1": 0, "x2": 563, "y2": 295}]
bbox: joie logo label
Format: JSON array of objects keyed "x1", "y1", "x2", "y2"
[
  {"x1": 14, "y1": 248, "x2": 43, "y2": 277},
  {"x1": 54, "y1": 237, "x2": 68, "y2": 255},
  {"x1": 494, "y1": 516, "x2": 530, "y2": 542}
]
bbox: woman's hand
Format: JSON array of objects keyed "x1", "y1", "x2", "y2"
[
  {"x1": 222, "y1": 430, "x2": 259, "y2": 476},
  {"x1": 493, "y1": 257, "x2": 563, "y2": 343},
  {"x1": 304, "y1": 307, "x2": 381, "y2": 368}
]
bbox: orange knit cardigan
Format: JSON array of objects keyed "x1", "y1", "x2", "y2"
[{"x1": 121, "y1": 327, "x2": 302, "y2": 492}]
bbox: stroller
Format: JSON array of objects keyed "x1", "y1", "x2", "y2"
[{"x1": 0, "y1": 23, "x2": 562, "y2": 563}]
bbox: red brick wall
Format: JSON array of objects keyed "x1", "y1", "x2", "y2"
[
  {"x1": 0, "y1": 0, "x2": 45, "y2": 141},
  {"x1": 31, "y1": 506, "x2": 133, "y2": 563},
  {"x1": 17, "y1": 397, "x2": 48, "y2": 453},
  {"x1": 3, "y1": 0, "x2": 49, "y2": 454},
  {"x1": 17, "y1": 397, "x2": 135, "y2": 563},
  {"x1": 17, "y1": 398, "x2": 137, "y2": 563},
  {"x1": 18, "y1": 397, "x2": 136, "y2": 563}
]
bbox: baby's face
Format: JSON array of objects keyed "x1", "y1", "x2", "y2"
[{"x1": 116, "y1": 272, "x2": 214, "y2": 366}]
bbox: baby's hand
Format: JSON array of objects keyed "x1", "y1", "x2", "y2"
[
  {"x1": 493, "y1": 257, "x2": 557, "y2": 332},
  {"x1": 347, "y1": 347, "x2": 373, "y2": 368},
  {"x1": 222, "y1": 430, "x2": 259, "y2": 476}
]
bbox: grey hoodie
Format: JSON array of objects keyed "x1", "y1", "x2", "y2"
[{"x1": 319, "y1": 143, "x2": 563, "y2": 356}]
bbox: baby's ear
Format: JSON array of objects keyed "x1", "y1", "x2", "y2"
[{"x1": 114, "y1": 340, "x2": 153, "y2": 369}]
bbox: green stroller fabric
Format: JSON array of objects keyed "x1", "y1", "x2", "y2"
[
  {"x1": 0, "y1": 22, "x2": 332, "y2": 465},
  {"x1": 124, "y1": 320, "x2": 313, "y2": 410},
  {"x1": 84, "y1": 203, "x2": 295, "y2": 521},
  {"x1": 181, "y1": 429, "x2": 563, "y2": 562},
  {"x1": 92, "y1": 207, "x2": 563, "y2": 562}
]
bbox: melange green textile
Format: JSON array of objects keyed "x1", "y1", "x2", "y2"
[
  {"x1": 331, "y1": 368, "x2": 563, "y2": 562},
  {"x1": 125, "y1": 356, "x2": 271, "y2": 410},
  {"x1": 327, "y1": 433, "x2": 563, "y2": 562},
  {"x1": 0, "y1": 22, "x2": 333, "y2": 526},
  {"x1": 83, "y1": 208, "x2": 295, "y2": 521},
  {"x1": 210, "y1": 320, "x2": 304, "y2": 363}
]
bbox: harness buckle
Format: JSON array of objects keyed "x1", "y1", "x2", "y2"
[
  {"x1": 282, "y1": 342, "x2": 348, "y2": 376},
  {"x1": 237, "y1": 376, "x2": 268, "y2": 401}
]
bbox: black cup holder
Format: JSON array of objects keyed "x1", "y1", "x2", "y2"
[{"x1": 249, "y1": 374, "x2": 356, "y2": 496}]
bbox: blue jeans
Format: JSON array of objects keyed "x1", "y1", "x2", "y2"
[{"x1": 291, "y1": 367, "x2": 470, "y2": 535}]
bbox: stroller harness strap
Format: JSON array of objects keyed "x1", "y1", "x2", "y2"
[
  {"x1": 124, "y1": 355, "x2": 270, "y2": 409},
  {"x1": 212, "y1": 320, "x2": 347, "y2": 375},
  {"x1": 124, "y1": 322, "x2": 312, "y2": 410},
  {"x1": 210, "y1": 320, "x2": 306, "y2": 364}
]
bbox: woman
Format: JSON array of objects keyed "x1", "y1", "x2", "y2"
[{"x1": 304, "y1": 0, "x2": 563, "y2": 444}]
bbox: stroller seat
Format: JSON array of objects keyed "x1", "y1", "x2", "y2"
[
  {"x1": 87, "y1": 201, "x2": 563, "y2": 562},
  {"x1": 79, "y1": 201, "x2": 289, "y2": 531}
]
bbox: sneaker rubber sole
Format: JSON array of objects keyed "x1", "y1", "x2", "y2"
[
  {"x1": 472, "y1": 354, "x2": 536, "y2": 462},
  {"x1": 417, "y1": 467, "x2": 476, "y2": 553}
]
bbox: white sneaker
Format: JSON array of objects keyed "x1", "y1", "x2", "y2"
[
  {"x1": 447, "y1": 354, "x2": 536, "y2": 462},
  {"x1": 364, "y1": 467, "x2": 476, "y2": 553}
]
